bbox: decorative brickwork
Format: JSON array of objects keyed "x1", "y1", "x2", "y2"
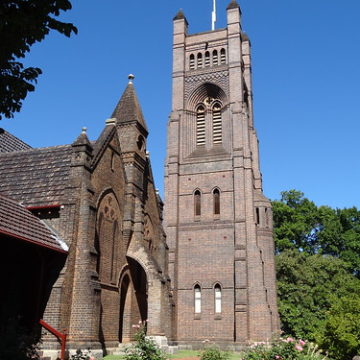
[
  {"x1": 0, "y1": 81, "x2": 172, "y2": 359},
  {"x1": 164, "y1": 0, "x2": 279, "y2": 345}
]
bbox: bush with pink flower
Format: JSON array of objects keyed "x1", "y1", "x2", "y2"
[{"x1": 242, "y1": 337, "x2": 331, "y2": 360}]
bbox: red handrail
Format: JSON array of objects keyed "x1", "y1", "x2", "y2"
[{"x1": 39, "y1": 319, "x2": 67, "y2": 360}]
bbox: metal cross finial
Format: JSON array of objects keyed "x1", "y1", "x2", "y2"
[{"x1": 212, "y1": 0, "x2": 217, "y2": 30}]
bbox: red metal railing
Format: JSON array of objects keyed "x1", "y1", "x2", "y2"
[{"x1": 39, "y1": 319, "x2": 67, "y2": 360}]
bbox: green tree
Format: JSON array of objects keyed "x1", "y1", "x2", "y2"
[
  {"x1": 276, "y1": 250, "x2": 359, "y2": 340},
  {"x1": 273, "y1": 190, "x2": 360, "y2": 360},
  {"x1": 273, "y1": 190, "x2": 360, "y2": 276},
  {"x1": 318, "y1": 293, "x2": 360, "y2": 360},
  {"x1": 0, "y1": 0, "x2": 77, "y2": 120}
]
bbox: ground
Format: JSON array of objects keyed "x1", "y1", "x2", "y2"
[{"x1": 103, "y1": 350, "x2": 243, "y2": 360}]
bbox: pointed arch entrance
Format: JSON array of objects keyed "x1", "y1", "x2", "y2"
[{"x1": 119, "y1": 258, "x2": 148, "y2": 343}]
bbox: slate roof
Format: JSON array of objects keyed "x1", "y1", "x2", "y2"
[
  {"x1": 111, "y1": 82, "x2": 148, "y2": 132},
  {"x1": 0, "y1": 145, "x2": 72, "y2": 207},
  {"x1": 0, "y1": 194, "x2": 68, "y2": 253},
  {"x1": 0, "y1": 128, "x2": 32, "y2": 153}
]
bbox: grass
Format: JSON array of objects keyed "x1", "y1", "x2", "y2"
[{"x1": 170, "y1": 349, "x2": 199, "y2": 358}]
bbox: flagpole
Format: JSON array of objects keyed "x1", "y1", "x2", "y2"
[{"x1": 212, "y1": 0, "x2": 217, "y2": 31}]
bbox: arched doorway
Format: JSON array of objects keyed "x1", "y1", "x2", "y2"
[{"x1": 119, "y1": 259, "x2": 148, "y2": 343}]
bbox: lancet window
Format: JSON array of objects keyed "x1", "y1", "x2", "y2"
[
  {"x1": 194, "y1": 190, "x2": 201, "y2": 216},
  {"x1": 194, "y1": 285, "x2": 202, "y2": 313},
  {"x1": 213, "y1": 188, "x2": 220, "y2": 215},
  {"x1": 214, "y1": 284, "x2": 222, "y2": 313}
]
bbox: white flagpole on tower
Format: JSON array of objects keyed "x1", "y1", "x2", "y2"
[{"x1": 212, "y1": 0, "x2": 217, "y2": 31}]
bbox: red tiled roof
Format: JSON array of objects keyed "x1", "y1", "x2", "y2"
[{"x1": 0, "y1": 194, "x2": 68, "y2": 253}]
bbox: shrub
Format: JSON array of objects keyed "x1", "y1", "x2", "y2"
[
  {"x1": 0, "y1": 317, "x2": 41, "y2": 360},
  {"x1": 70, "y1": 349, "x2": 92, "y2": 360},
  {"x1": 123, "y1": 324, "x2": 166, "y2": 360},
  {"x1": 317, "y1": 294, "x2": 360, "y2": 360},
  {"x1": 243, "y1": 337, "x2": 331, "y2": 360},
  {"x1": 200, "y1": 346, "x2": 229, "y2": 360}
]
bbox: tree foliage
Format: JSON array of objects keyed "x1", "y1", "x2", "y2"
[
  {"x1": 0, "y1": 0, "x2": 77, "y2": 120},
  {"x1": 273, "y1": 190, "x2": 360, "y2": 276},
  {"x1": 276, "y1": 250, "x2": 359, "y2": 340},
  {"x1": 319, "y1": 293, "x2": 360, "y2": 360},
  {"x1": 273, "y1": 190, "x2": 360, "y2": 360}
]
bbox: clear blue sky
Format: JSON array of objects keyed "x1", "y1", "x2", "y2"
[{"x1": 2, "y1": 0, "x2": 360, "y2": 208}]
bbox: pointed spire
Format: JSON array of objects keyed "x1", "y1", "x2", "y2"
[
  {"x1": 227, "y1": 0, "x2": 240, "y2": 10},
  {"x1": 173, "y1": 9, "x2": 189, "y2": 25},
  {"x1": 111, "y1": 75, "x2": 148, "y2": 132}
]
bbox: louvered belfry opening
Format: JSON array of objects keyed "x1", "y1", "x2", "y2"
[
  {"x1": 196, "y1": 105, "x2": 206, "y2": 146},
  {"x1": 213, "y1": 50, "x2": 218, "y2": 66},
  {"x1": 220, "y1": 48, "x2": 226, "y2": 64},
  {"x1": 212, "y1": 103, "x2": 222, "y2": 144},
  {"x1": 189, "y1": 83, "x2": 227, "y2": 150},
  {"x1": 190, "y1": 54, "x2": 195, "y2": 70}
]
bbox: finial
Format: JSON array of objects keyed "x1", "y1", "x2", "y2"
[
  {"x1": 82, "y1": 127, "x2": 87, "y2": 134},
  {"x1": 227, "y1": 0, "x2": 240, "y2": 10},
  {"x1": 128, "y1": 74, "x2": 135, "y2": 84}
]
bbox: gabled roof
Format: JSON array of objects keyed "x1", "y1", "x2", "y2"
[
  {"x1": 111, "y1": 82, "x2": 148, "y2": 132},
  {"x1": 0, "y1": 194, "x2": 68, "y2": 253},
  {"x1": 0, "y1": 128, "x2": 32, "y2": 153},
  {"x1": 91, "y1": 124, "x2": 118, "y2": 169},
  {"x1": 0, "y1": 145, "x2": 72, "y2": 207}
]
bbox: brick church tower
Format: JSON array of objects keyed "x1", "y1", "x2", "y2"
[{"x1": 164, "y1": 0, "x2": 279, "y2": 345}]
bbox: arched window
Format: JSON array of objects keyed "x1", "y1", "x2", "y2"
[
  {"x1": 213, "y1": 50, "x2": 218, "y2": 66},
  {"x1": 196, "y1": 105, "x2": 206, "y2": 146},
  {"x1": 205, "y1": 51, "x2": 210, "y2": 67},
  {"x1": 197, "y1": 53, "x2": 203, "y2": 68},
  {"x1": 189, "y1": 54, "x2": 195, "y2": 70},
  {"x1": 220, "y1": 48, "x2": 226, "y2": 64},
  {"x1": 212, "y1": 103, "x2": 222, "y2": 144},
  {"x1": 194, "y1": 285, "x2": 201, "y2": 313},
  {"x1": 214, "y1": 284, "x2": 222, "y2": 313},
  {"x1": 194, "y1": 190, "x2": 201, "y2": 216},
  {"x1": 213, "y1": 188, "x2": 220, "y2": 215}
]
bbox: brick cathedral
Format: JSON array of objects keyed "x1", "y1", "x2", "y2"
[{"x1": 0, "y1": 1, "x2": 278, "y2": 358}]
